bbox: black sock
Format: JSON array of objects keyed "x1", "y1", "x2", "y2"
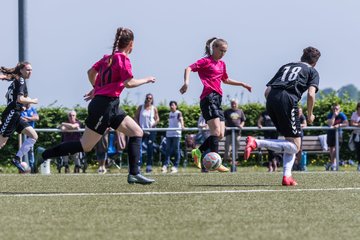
[
  {"x1": 209, "y1": 135, "x2": 219, "y2": 152},
  {"x1": 199, "y1": 137, "x2": 211, "y2": 153},
  {"x1": 43, "y1": 141, "x2": 83, "y2": 160},
  {"x1": 128, "y1": 137, "x2": 141, "y2": 175}
]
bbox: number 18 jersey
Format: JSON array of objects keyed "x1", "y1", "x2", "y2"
[{"x1": 266, "y1": 62, "x2": 320, "y2": 101}]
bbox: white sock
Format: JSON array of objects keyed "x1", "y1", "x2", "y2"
[
  {"x1": 283, "y1": 153, "x2": 295, "y2": 177},
  {"x1": 256, "y1": 139, "x2": 297, "y2": 154},
  {"x1": 16, "y1": 138, "x2": 36, "y2": 159}
]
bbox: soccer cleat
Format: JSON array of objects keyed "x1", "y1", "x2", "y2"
[
  {"x1": 11, "y1": 158, "x2": 25, "y2": 173},
  {"x1": 244, "y1": 136, "x2": 257, "y2": 160},
  {"x1": 282, "y1": 176, "x2": 298, "y2": 186},
  {"x1": 216, "y1": 164, "x2": 230, "y2": 172},
  {"x1": 127, "y1": 174, "x2": 155, "y2": 185},
  {"x1": 35, "y1": 147, "x2": 46, "y2": 165},
  {"x1": 191, "y1": 149, "x2": 202, "y2": 169}
]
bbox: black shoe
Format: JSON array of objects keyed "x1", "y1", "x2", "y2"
[
  {"x1": 127, "y1": 174, "x2": 155, "y2": 185},
  {"x1": 11, "y1": 158, "x2": 25, "y2": 173}
]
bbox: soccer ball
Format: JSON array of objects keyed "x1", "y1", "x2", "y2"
[
  {"x1": 20, "y1": 161, "x2": 31, "y2": 174},
  {"x1": 202, "y1": 152, "x2": 222, "y2": 170}
]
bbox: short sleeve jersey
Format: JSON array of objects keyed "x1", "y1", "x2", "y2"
[
  {"x1": 189, "y1": 56, "x2": 228, "y2": 100},
  {"x1": 92, "y1": 52, "x2": 133, "y2": 98},
  {"x1": 5, "y1": 78, "x2": 27, "y2": 110},
  {"x1": 21, "y1": 106, "x2": 38, "y2": 128},
  {"x1": 266, "y1": 62, "x2": 320, "y2": 101},
  {"x1": 327, "y1": 112, "x2": 347, "y2": 126}
]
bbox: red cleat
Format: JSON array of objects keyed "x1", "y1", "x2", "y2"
[
  {"x1": 244, "y1": 136, "x2": 257, "y2": 160},
  {"x1": 282, "y1": 176, "x2": 298, "y2": 186}
]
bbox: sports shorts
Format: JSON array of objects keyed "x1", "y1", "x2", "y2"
[
  {"x1": 85, "y1": 95, "x2": 126, "y2": 135},
  {"x1": 200, "y1": 91, "x2": 225, "y2": 122},
  {"x1": 0, "y1": 109, "x2": 30, "y2": 137},
  {"x1": 266, "y1": 89, "x2": 301, "y2": 138}
]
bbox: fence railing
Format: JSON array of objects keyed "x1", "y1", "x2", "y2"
[{"x1": 25, "y1": 126, "x2": 359, "y2": 171}]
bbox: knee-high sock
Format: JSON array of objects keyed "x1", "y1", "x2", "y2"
[
  {"x1": 128, "y1": 137, "x2": 141, "y2": 175},
  {"x1": 256, "y1": 139, "x2": 297, "y2": 154},
  {"x1": 283, "y1": 153, "x2": 296, "y2": 177},
  {"x1": 43, "y1": 141, "x2": 83, "y2": 160},
  {"x1": 16, "y1": 138, "x2": 36, "y2": 158}
]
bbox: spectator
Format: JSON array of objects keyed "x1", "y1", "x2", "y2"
[
  {"x1": 162, "y1": 101, "x2": 184, "y2": 173},
  {"x1": 326, "y1": 103, "x2": 348, "y2": 171},
  {"x1": 257, "y1": 110, "x2": 281, "y2": 172},
  {"x1": 196, "y1": 113, "x2": 209, "y2": 145},
  {"x1": 95, "y1": 129, "x2": 110, "y2": 174},
  {"x1": 135, "y1": 93, "x2": 160, "y2": 173},
  {"x1": 60, "y1": 110, "x2": 82, "y2": 173},
  {"x1": 223, "y1": 99, "x2": 245, "y2": 165},
  {"x1": 293, "y1": 107, "x2": 307, "y2": 171},
  {"x1": 21, "y1": 103, "x2": 39, "y2": 173},
  {"x1": 349, "y1": 102, "x2": 360, "y2": 171}
]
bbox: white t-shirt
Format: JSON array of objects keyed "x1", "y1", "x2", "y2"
[{"x1": 350, "y1": 111, "x2": 360, "y2": 135}]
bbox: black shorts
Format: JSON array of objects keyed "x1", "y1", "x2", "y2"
[
  {"x1": 85, "y1": 96, "x2": 127, "y2": 135},
  {"x1": 327, "y1": 130, "x2": 343, "y2": 147},
  {"x1": 0, "y1": 109, "x2": 30, "y2": 137},
  {"x1": 200, "y1": 92, "x2": 225, "y2": 122},
  {"x1": 266, "y1": 89, "x2": 301, "y2": 138}
]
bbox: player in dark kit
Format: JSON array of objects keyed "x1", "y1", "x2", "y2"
[
  {"x1": 245, "y1": 47, "x2": 321, "y2": 186},
  {"x1": 0, "y1": 62, "x2": 39, "y2": 173},
  {"x1": 36, "y1": 27, "x2": 156, "y2": 184}
]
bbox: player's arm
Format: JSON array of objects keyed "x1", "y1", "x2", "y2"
[
  {"x1": 307, "y1": 86, "x2": 316, "y2": 124},
  {"x1": 18, "y1": 95, "x2": 38, "y2": 105},
  {"x1": 124, "y1": 77, "x2": 155, "y2": 88},
  {"x1": 264, "y1": 86, "x2": 271, "y2": 99},
  {"x1": 87, "y1": 68, "x2": 97, "y2": 87},
  {"x1": 223, "y1": 78, "x2": 252, "y2": 92},
  {"x1": 180, "y1": 67, "x2": 192, "y2": 94}
]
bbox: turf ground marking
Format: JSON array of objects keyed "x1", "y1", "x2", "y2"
[{"x1": 1, "y1": 187, "x2": 360, "y2": 197}]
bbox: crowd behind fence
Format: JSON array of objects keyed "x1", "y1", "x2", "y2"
[{"x1": 20, "y1": 126, "x2": 359, "y2": 171}]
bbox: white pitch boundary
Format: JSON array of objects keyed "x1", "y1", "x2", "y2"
[{"x1": 1, "y1": 187, "x2": 360, "y2": 197}]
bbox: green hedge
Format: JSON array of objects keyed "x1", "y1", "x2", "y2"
[{"x1": 1, "y1": 93, "x2": 359, "y2": 166}]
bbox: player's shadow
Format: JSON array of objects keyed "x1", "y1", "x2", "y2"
[{"x1": 192, "y1": 184, "x2": 275, "y2": 187}]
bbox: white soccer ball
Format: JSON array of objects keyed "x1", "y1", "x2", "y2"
[
  {"x1": 20, "y1": 161, "x2": 31, "y2": 174},
  {"x1": 202, "y1": 152, "x2": 222, "y2": 170}
]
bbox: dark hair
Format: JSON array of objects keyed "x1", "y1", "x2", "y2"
[
  {"x1": 108, "y1": 27, "x2": 134, "y2": 66},
  {"x1": 356, "y1": 102, "x2": 360, "y2": 109},
  {"x1": 0, "y1": 61, "x2": 31, "y2": 80},
  {"x1": 300, "y1": 47, "x2": 321, "y2": 65},
  {"x1": 144, "y1": 93, "x2": 154, "y2": 104},
  {"x1": 169, "y1": 101, "x2": 177, "y2": 107},
  {"x1": 204, "y1": 37, "x2": 228, "y2": 56}
]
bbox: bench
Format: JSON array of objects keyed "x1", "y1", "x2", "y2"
[{"x1": 184, "y1": 134, "x2": 329, "y2": 164}]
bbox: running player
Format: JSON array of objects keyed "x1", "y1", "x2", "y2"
[
  {"x1": 244, "y1": 47, "x2": 321, "y2": 186},
  {"x1": 179, "y1": 37, "x2": 252, "y2": 172},
  {"x1": 37, "y1": 27, "x2": 155, "y2": 184},
  {"x1": 0, "y1": 62, "x2": 38, "y2": 173}
]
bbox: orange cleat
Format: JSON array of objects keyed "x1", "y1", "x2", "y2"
[
  {"x1": 282, "y1": 176, "x2": 298, "y2": 186},
  {"x1": 244, "y1": 136, "x2": 257, "y2": 160}
]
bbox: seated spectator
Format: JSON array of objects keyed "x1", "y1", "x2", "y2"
[
  {"x1": 350, "y1": 102, "x2": 360, "y2": 171},
  {"x1": 59, "y1": 110, "x2": 82, "y2": 173},
  {"x1": 326, "y1": 103, "x2": 348, "y2": 171},
  {"x1": 257, "y1": 110, "x2": 281, "y2": 172}
]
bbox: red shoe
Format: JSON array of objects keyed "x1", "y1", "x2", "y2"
[
  {"x1": 282, "y1": 176, "x2": 298, "y2": 186},
  {"x1": 244, "y1": 136, "x2": 257, "y2": 160}
]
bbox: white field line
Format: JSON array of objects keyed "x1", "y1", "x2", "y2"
[{"x1": 1, "y1": 187, "x2": 360, "y2": 197}]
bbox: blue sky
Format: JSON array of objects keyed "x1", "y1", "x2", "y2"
[{"x1": 1, "y1": 0, "x2": 359, "y2": 108}]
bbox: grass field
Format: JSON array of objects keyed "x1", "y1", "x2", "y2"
[{"x1": 1, "y1": 167, "x2": 360, "y2": 240}]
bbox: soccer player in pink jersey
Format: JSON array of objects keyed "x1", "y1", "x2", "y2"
[
  {"x1": 37, "y1": 27, "x2": 156, "y2": 184},
  {"x1": 180, "y1": 37, "x2": 252, "y2": 172}
]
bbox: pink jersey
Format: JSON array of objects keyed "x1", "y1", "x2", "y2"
[
  {"x1": 92, "y1": 52, "x2": 133, "y2": 97},
  {"x1": 189, "y1": 56, "x2": 228, "y2": 100}
]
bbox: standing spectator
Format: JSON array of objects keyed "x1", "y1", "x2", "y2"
[
  {"x1": 37, "y1": 27, "x2": 155, "y2": 184},
  {"x1": 293, "y1": 107, "x2": 307, "y2": 171},
  {"x1": 0, "y1": 62, "x2": 38, "y2": 173},
  {"x1": 179, "y1": 37, "x2": 252, "y2": 173},
  {"x1": 257, "y1": 110, "x2": 280, "y2": 172},
  {"x1": 350, "y1": 102, "x2": 360, "y2": 171},
  {"x1": 162, "y1": 101, "x2": 184, "y2": 173},
  {"x1": 326, "y1": 103, "x2": 348, "y2": 171},
  {"x1": 21, "y1": 103, "x2": 39, "y2": 173},
  {"x1": 95, "y1": 129, "x2": 110, "y2": 174},
  {"x1": 245, "y1": 47, "x2": 321, "y2": 186},
  {"x1": 223, "y1": 99, "x2": 245, "y2": 165},
  {"x1": 135, "y1": 93, "x2": 160, "y2": 173},
  {"x1": 60, "y1": 110, "x2": 82, "y2": 173}
]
